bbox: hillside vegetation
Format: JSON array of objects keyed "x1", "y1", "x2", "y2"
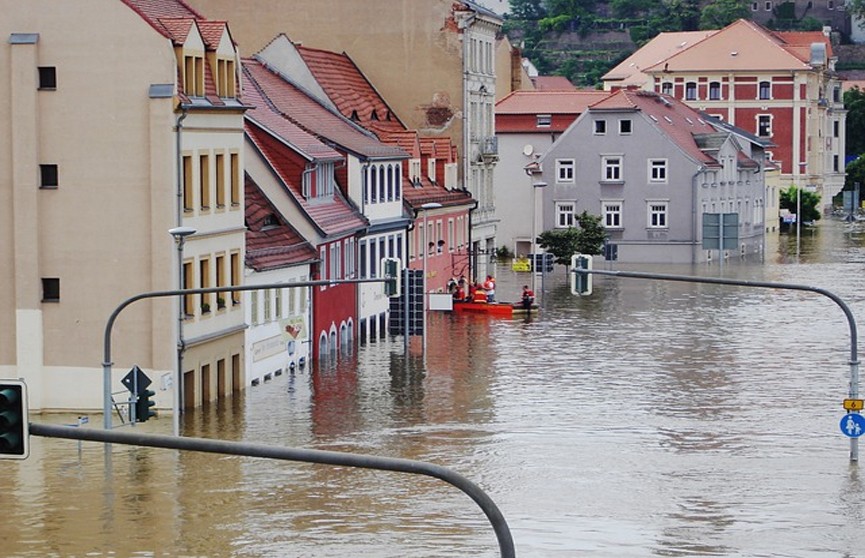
[{"x1": 505, "y1": 0, "x2": 829, "y2": 87}]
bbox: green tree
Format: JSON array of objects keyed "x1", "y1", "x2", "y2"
[
  {"x1": 845, "y1": 86, "x2": 865, "y2": 158},
  {"x1": 780, "y1": 186, "x2": 821, "y2": 224},
  {"x1": 699, "y1": 0, "x2": 748, "y2": 29},
  {"x1": 536, "y1": 211, "x2": 607, "y2": 266}
]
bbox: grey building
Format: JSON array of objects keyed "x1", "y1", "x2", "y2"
[{"x1": 536, "y1": 89, "x2": 771, "y2": 264}]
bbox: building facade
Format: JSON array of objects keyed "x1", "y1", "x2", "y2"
[
  {"x1": 1, "y1": 0, "x2": 246, "y2": 412},
  {"x1": 538, "y1": 90, "x2": 770, "y2": 263}
]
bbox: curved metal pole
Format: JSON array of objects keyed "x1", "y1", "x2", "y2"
[
  {"x1": 31, "y1": 423, "x2": 516, "y2": 558},
  {"x1": 577, "y1": 267, "x2": 860, "y2": 461},
  {"x1": 102, "y1": 278, "x2": 396, "y2": 431}
]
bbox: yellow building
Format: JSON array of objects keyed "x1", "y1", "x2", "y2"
[{"x1": 0, "y1": 0, "x2": 247, "y2": 414}]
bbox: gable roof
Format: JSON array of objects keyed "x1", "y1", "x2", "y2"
[
  {"x1": 602, "y1": 30, "x2": 718, "y2": 87},
  {"x1": 589, "y1": 89, "x2": 725, "y2": 167},
  {"x1": 295, "y1": 45, "x2": 406, "y2": 135},
  {"x1": 496, "y1": 90, "x2": 613, "y2": 115},
  {"x1": 246, "y1": 119, "x2": 368, "y2": 239},
  {"x1": 245, "y1": 176, "x2": 318, "y2": 272},
  {"x1": 244, "y1": 57, "x2": 408, "y2": 161},
  {"x1": 643, "y1": 19, "x2": 829, "y2": 74}
]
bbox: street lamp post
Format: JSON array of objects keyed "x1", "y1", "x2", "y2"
[
  {"x1": 168, "y1": 226, "x2": 195, "y2": 436},
  {"x1": 532, "y1": 181, "x2": 547, "y2": 297},
  {"x1": 421, "y1": 202, "x2": 442, "y2": 354}
]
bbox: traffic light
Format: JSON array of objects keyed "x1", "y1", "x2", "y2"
[
  {"x1": 136, "y1": 389, "x2": 156, "y2": 423},
  {"x1": 570, "y1": 254, "x2": 593, "y2": 296},
  {"x1": 0, "y1": 380, "x2": 29, "y2": 459},
  {"x1": 381, "y1": 257, "x2": 401, "y2": 298}
]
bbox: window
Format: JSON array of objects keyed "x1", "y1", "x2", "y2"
[
  {"x1": 230, "y1": 153, "x2": 240, "y2": 206},
  {"x1": 619, "y1": 119, "x2": 632, "y2": 134},
  {"x1": 649, "y1": 159, "x2": 668, "y2": 183},
  {"x1": 602, "y1": 202, "x2": 622, "y2": 228},
  {"x1": 757, "y1": 115, "x2": 771, "y2": 137},
  {"x1": 685, "y1": 82, "x2": 697, "y2": 101},
  {"x1": 759, "y1": 81, "x2": 771, "y2": 100},
  {"x1": 215, "y1": 153, "x2": 225, "y2": 208},
  {"x1": 230, "y1": 251, "x2": 241, "y2": 304},
  {"x1": 199, "y1": 258, "x2": 211, "y2": 313},
  {"x1": 199, "y1": 154, "x2": 210, "y2": 210},
  {"x1": 594, "y1": 119, "x2": 607, "y2": 135},
  {"x1": 40, "y1": 164, "x2": 58, "y2": 188},
  {"x1": 556, "y1": 159, "x2": 575, "y2": 183},
  {"x1": 183, "y1": 261, "x2": 194, "y2": 316},
  {"x1": 556, "y1": 202, "x2": 576, "y2": 228},
  {"x1": 216, "y1": 255, "x2": 226, "y2": 309},
  {"x1": 661, "y1": 82, "x2": 673, "y2": 95},
  {"x1": 537, "y1": 114, "x2": 552, "y2": 127},
  {"x1": 709, "y1": 82, "x2": 721, "y2": 100},
  {"x1": 38, "y1": 67, "x2": 57, "y2": 90},
  {"x1": 42, "y1": 278, "x2": 60, "y2": 302},
  {"x1": 648, "y1": 202, "x2": 668, "y2": 228},
  {"x1": 183, "y1": 155, "x2": 193, "y2": 211},
  {"x1": 184, "y1": 55, "x2": 204, "y2": 97},
  {"x1": 602, "y1": 156, "x2": 623, "y2": 182}
]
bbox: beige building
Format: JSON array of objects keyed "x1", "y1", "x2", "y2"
[
  {"x1": 186, "y1": 0, "x2": 518, "y2": 278},
  {"x1": 1, "y1": 0, "x2": 247, "y2": 414}
]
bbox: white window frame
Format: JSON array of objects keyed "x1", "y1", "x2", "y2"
[
  {"x1": 647, "y1": 201, "x2": 669, "y2": 228},
  {"x1": 602, "y1": 201, "x2": 623, "y2": 229},
  {"x1": 685, "y1": 82, "x2": 697, "y2": 101},
  {"x1": 556, "y1": 201, "x2": 577, "y2": 228},
  {"x1": 601, "y1": 155, "x2": 623, "y2": 182},
  {"x1": 757, "y1": 114, "x2": 772, "y2": 137},
  {"x1": 556, "y1": 159, "x2": 575, "y2": 184},
  {"x1": 648, "y1": 159, "x2": 668, "y2": 183},
  {"x1": 619, "y1": 119, "x2": 632, "y2": 135}
]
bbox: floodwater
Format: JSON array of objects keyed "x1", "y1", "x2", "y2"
[{"x1": 5, "y1": 218, "x2": 865, "y2": 557}]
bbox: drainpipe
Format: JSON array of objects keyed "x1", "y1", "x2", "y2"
[{"x1": 175, "y1": 108, "x2": 189, "y2": 227}]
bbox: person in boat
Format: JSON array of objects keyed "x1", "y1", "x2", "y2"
[
  {"x1": 453, "y1": 282, "x2": 466, "y2": 302},
  {"x1": 483, "y1": 275, "x2": 496, "y2": 302},
  {"x1": 472, "y1": 283, "x2": 487, "y2": 303},
  {"x1": 521, "y1": 285, "x2": 535, "y2": 310}
]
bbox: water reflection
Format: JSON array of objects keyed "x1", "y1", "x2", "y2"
[{"x1": 6, "y1": 219, "x2": 865, "y2": 556}]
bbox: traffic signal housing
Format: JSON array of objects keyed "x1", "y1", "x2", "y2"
[
  {"x1": 135, "y1": 389, "x2": 156, "y2": 423},
  {"x1": 0, "y1": 380, "x2": 29, "y2": 459},
  {"x1": 571, "y1": 254, "x2": 593, "y2": 296},
  {"x1": 381, "y1": 257, "x2": 402, "y2": 298}
]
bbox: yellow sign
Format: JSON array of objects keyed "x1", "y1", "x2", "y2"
[
  {"x1": 843, "y1": 399, "x2": 864, "y2": 411},
  {"x1": 512, "y1": 258, "x2": 531, "y2": 272}
]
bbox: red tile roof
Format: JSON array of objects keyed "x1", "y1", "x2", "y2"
[
  {"x1": 590, "y1": 89, "x2": 723, "y2": 167},
  {"x1": 530, "y1": 76, "x2": 576, "y2": 91},
  {"x1": 245, "y1": 57, "x2": 408, "y2": 160},
  {"x1": 246, "y1": 118, "x2": 368, "y2": 239},
  {"x1": 245, "y1": 176, "x2": 318, "y2": 272},
  {"x1": 120, "y1": 0, "x2": 205, "y2": 39},
  {"x1": 496, "y1": 90, "x2": 613, "y2": 115},
  {"x1": 295, "y1": 45, "x2": 406, "y2": 135}
]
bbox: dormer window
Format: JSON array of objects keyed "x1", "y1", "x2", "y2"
[
  {"x1": 262, "y1": 213, "x2": 279, "y2": 229},
  {"x1": 184, "y1": 54, "x2": 205, "y2": 97},
  {"x1": 216, "y1": 57, "x2": 236, "y2": 98}
]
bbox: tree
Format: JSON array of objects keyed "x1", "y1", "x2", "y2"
[
  {"x1": 845, "y1": 86, "x2": 865, "y2": 158},
  {"x1": 779, "y1": 186, "x2": 821, "y2": 224},
  {"x1": 699, "y1": 0, "x2": 749, "y2": 29},
  {"x1": 536, "y1": 211, "x2": 607, "y2": 266}
]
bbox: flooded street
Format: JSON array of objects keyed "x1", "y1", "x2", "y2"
[{"x1": 6, "y1": 218, "x2": 865, "y2": 557}]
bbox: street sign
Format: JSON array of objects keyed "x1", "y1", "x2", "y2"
[
  {"x1": 840, "y1": 413, "x2": 865, "y2": 438},
  {"x1": 843, "y1": 399, "x2": 864, "y2": 411}
]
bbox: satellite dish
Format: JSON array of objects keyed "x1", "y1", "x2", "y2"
[{"x1": 522, "y1": 144, "x2": 534, "y2": 156}]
